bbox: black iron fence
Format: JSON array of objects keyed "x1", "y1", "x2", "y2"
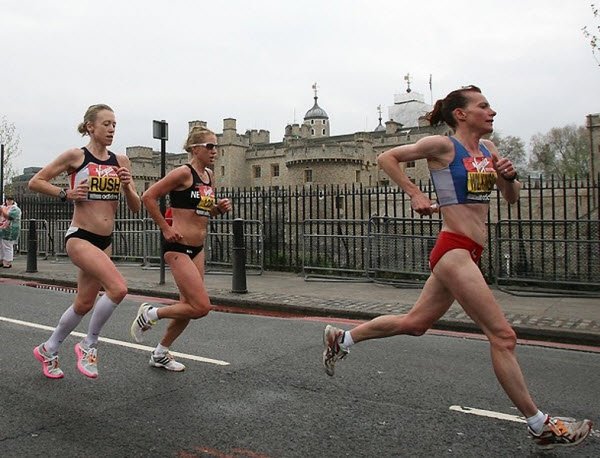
[{"x1": 14, "y1": 174, "x2": 599, "y2": 290}]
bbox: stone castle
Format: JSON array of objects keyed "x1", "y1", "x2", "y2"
[
  {"x1": 10, "y1": 85, "x2": 600, "y2": 196},
  {"x1": 124, "y1": 84, "x2": 446, "y2": 194}
]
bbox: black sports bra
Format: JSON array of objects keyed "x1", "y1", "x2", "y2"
[{"x1": 169, "y1": 164, "x2": 216, "y2": 217}]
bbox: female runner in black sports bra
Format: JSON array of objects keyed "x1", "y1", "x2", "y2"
[
  {"x1": 130, "y1": 125, "x2": 231, "y2": 371},
  {"x1": 29, "y1": 103, "x2": 141, "y2": 379}
]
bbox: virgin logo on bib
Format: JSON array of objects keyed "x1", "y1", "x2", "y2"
[{"x1": 87, "y1": 164, "x2": 121, "y2": 201}]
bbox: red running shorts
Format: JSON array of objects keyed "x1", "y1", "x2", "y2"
[{"x1": 429, "y1": 231, "x2": 484, "y2": 271}]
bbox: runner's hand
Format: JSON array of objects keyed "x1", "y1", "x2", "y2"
[
  {"x1": 411, "y1": 193, "x2": 437, "y2": 216},
  {"x1": 72, "y1": 180, "x2": 89, "y2": 201},
  {"x1": 162, "y1": 226, "x2": 183, "y2": 243}
]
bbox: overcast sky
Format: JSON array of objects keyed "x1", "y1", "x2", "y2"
[{"x1": 1, "y1": 0, "x2": 598, "y2": 176}]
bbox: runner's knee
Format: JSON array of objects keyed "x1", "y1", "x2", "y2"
[
  {"x1": 188, "y1": 303, "x2": 211, "y2": 319},
  {"x1": 105, "y1": 279, "x2": 128, "y2": 303},
  {"x1": 489, "y1": 327, "x2": 517, "y2": 352},
  {"x1": 404, "y1": 314, "x2": 433, "y2": 336}
]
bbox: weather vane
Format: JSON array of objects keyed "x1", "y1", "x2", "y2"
[
  {"x1": 404, "y1": 73, "x2": 412, "y2": 93},
  {"x1": 377, "y1": 104, "x2": 382, "y2": 120},
  {"x1": 312, "y1": 82, "x2": 319, "y2": 98}
]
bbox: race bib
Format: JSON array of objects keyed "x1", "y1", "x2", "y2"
[
  {"x1": 194, "y1": 185, "x2": 216, "y2": 217},
  {"x1": 87, "y1": 164, "x2": 121, "y2": 201},
  {"x1": 463, "y1": 157, "x2": 496, "y2": 201}
]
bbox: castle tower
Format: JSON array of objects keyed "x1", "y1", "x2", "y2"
[
  {"x1": 215, "y1": 118, "x2": 251, "y2": 188},
  {"x1": 188, "y1": 120, "x2": 208, "y2": 131},
  {"x1": 388, "y1": 74, "x2": 432, "y2": 128},
  {"x1": 587, "y1": 113, "x2": 600, "y2": 184},
  {"x1": 374, "y1": 104, "x2": 385, "y2": 132},
  {"x1": 303, "y1": 82, "x2": 330, "y2": 138}
]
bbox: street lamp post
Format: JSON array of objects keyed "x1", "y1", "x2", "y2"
[{"x1": 152, "y1": 120, "x2": 169, "y2": 285}]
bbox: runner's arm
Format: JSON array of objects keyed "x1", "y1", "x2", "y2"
[
  {"x1": 378, "y1": 136, "x2": 450, "y2": 214},
  {"x1": 116, "y1": 155, "x2": 141, "y2": 213},
  {"x1": 28, "y1": 148, "x2": 83, "y2": 200}
]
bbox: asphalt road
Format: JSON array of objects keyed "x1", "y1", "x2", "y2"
[{"x1": 0, "y1": 284, "x2": 598, "y2": 457}]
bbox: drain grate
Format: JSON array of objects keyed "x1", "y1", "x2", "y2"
[{"x1": 25, "y1": 282, "x2": 78, "y2": 294}]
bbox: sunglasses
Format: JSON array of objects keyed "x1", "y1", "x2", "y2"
[{"x1": 191, "y1": 142, "x2": 218, "y2": 150}]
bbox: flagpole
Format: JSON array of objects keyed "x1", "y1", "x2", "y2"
[{"x1": 429, "y1": 74, "x2": 433, "y2": 105}]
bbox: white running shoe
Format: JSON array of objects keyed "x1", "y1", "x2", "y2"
[
  {"x1": 322, "y1": 325, "x2": 349, "y2": 376},
  {"x1": 528, "y1": 415, "x2": 593, "y2": 449},
  {"x1": 74, "y1": 340, "x2": 98, "y2": 379},
  {"x1": 130, "y1": 303, "x2": 157, "y2": 343},
  {"x1": 149, "y1": 352, "x2": 186, "y2": 372},
  {"x1": 33, "y1": 344, "x2": 64, "y2": 379}
]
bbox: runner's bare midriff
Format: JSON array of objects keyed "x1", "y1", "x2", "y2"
[
  {"x1": 439, "y1": 203, "x2": 489, "y2": 246},
  {"x1": 71, "y1": 200, "x2": 119, "y2": 236},
  {"x1": 170, "y1": 207, "x2": 209, "y2": 246}
]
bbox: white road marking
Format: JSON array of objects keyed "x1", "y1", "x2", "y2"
[
  {"x1": 0, "y1": 315, "x2": 229, "y2": 366},
  {"x1": 451, "y1": 405, "x2": 600, "y2": 437},
  {"x1": 449, "y1": 405, "x2": 526, "y2": 423}
]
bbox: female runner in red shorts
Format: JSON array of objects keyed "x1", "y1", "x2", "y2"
[{"x1": 322, "y1": 85, "x2": 592, "y2": 449}]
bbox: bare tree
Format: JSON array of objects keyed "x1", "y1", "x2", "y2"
[
  {"x1": 0, "y1": 116, "x2": 22, "y2": 186},
  {"x1": 529, "y1": 125, "x2": 590, "y2": 178},
  {"x1": 491, "y1": 131, "x2": 529, "y2": 173},
  {"x1": 582, "y1": 2, "x2": 600, "y2": 67}
]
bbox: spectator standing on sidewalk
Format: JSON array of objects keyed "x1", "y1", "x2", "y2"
[
  {"x1": 130, "y1": 125, "x2": 231, "y2": 371},
  {"x1": 321, "y1": 85, "x2": 592, "y2": 450},
  {"x1": 28, "y1": 103, "x2": 141, "y2": 379},
  {"x1": 0, "y1": 196, "x2": 22, "y2": 268}
]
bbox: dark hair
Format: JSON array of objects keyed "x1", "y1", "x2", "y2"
[
  {"x1": 5, "y1": 196, "x2": 14, "y2": 201},
  {"x1": 426, "y1": 85, "x2": 481, "y2": 129}
]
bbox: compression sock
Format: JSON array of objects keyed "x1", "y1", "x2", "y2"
[
  {"x1": 85, "y1": 294, "x2": 118, "y2": 346},
  {"x1": 45, "y1": 305, "x2": 84, "y2": 354}
]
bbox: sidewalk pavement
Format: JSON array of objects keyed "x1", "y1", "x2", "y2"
[{"x1": 2, "y1": 255, "x2": 600, "y2": 347}]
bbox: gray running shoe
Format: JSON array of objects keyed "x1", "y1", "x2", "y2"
[
  {"x1": 130, "y1": 303, "x2": 157, "y2": 343},
  {"x1": 322, "y1": 325, "x2": 349, "y2": 376},
  {"x1": 74, "y1": 340, "x2": 98, "y2": 378},
  {"x1": 149, "y1": 352, "x2": 186, "y2": 372},
  {"x1": 33, "y1": 344, "x2": 64, "y2": 379},
  {"x1": 528, "y1": 416, "x2": 593, "y2": 449}
]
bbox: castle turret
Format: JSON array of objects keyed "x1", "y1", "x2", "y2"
[
  {"x1": 587, "y1": 113, "x2": 600, "y2": 182},
  {"x1": 374, "y1": 105, "x2": 385, "y2": 132},
  {"x1": 188, "y1": 120, "x2": 208, "y2": 131},
  {"x1": 387, "y1": 75, "x2": 432, "y2": 128},
  {"x1": 303, "y1": 82, "x2": 330, "y2": 138}
]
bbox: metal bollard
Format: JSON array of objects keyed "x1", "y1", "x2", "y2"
[
  {"x1": 26, "y1": 219, "x2": 38, "y2": 273},
  {"x1": 231, "y1": 218, "x2": 247, "y2": 294}
]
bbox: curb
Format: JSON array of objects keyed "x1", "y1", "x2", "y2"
[{"x1": 3, "y1": 273, "x2": 600, "y2": 349}]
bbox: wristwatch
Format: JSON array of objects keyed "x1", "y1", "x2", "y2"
[{"x1": 58, "y1": 189, "x2": 67, "y2": 202}]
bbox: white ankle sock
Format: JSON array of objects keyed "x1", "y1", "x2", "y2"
[
  {"x1": 526, "y1": 410, "x2": 547, "y2": 434},
  {"x1": 154, "y1": 344, "x2": 169, "y2": 355},
  {"x1": 146, "y1": 307, "x2": 159, "y2": 322},
  {"x1": 341, "y1": 331, "x2": 354, "y2": 348}
]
